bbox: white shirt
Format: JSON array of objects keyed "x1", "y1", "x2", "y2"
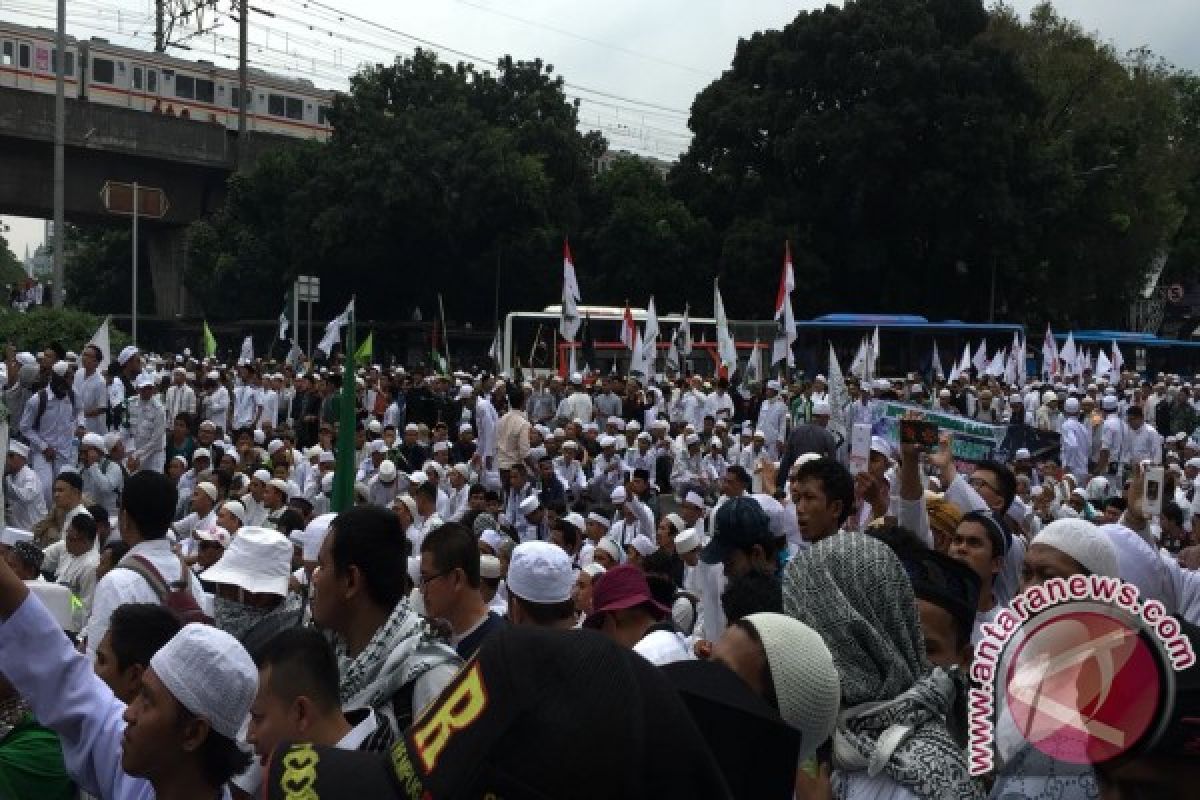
[
  {"x1": 83, "y1": 458, "x2": 124, "y2": 516},
  {"x1": 205, "y1": 386, "x2": 231, "y2": 429},
  {"x1": 20, "y1": 387, "x2": 82, "y2": 458},
  {"x1": 74, "y1": 368, "x2": 110, "y2": 435},
  {"x1": 84, "y1": 538, "x2": 211, "y2": 655},
  {"x1": 1100, "y1": 413, "x2": 1127, "y2": 466},
  {"x1": 164, "y1": 383, "x2": 197, "y2": 425},
  {"x1": 1059, "y1": 416, "x2": 1091, "y2": 478},
  {"x1": 232, "y1": 385, "x2": 265, "y2": 430},
  {"x1": 407, "y1": 512, "x2": 443, "y2": 553},
  {"x1": 4, "y1": 464, "x2": 47, "y2": 529},
  {"x1": 1126, "y1": 423, "x2": 1162, "y2": 465},
  {"x1": 56, "y1": 547, "x2": 101, "y2": 632},
  {"x1": 125, "y1": 396, "x2": 166, "y2": 472},
  {"x1": 633, "y1": 628, "x2": 694, "y2": 666}
]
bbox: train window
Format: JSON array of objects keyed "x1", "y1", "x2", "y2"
[
  {"x1": 50, "y1": 49, "x2": 73, "y2": 76},
  {"x1": 285, "y1": 97, "x2": 303, "y2": 120},
  {"x1": 196, "y1": 79, "x2": 215, "y2": 103},
  {"x1": 318, "y1": 105, "x2": 333, "y2": 125},
  {"x1": 231, "y1": 87, "x2": 253, "y2": 109},
  {"x1": 133, "y1": 66, "x2": 143, "y2": 90},
  {"x1": 175, "y1": 74, "x2": 195, "y2": 99},
  {"x1": 1, "y1": 42, "x2": 12, "y2": 67},
  {"x1": 147, "y1": 70, "x2": 158, "y2": 93},
  {"x1": 92, "y1": 57, "x2": 115, "y2": 84},
  {"x1": 268, "y1": 93, "x2": 285, "y2": 116},
  {"x1": 18, "y1": 43, "x2": 29, "y2": 69}
]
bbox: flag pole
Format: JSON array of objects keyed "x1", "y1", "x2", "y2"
[{"x1": 438, "y1": 292, "x2": 450, "y2": 372}]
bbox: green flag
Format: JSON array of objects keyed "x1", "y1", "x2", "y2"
[
  {"x1": 355, "y1": 331, "x2": 373, "y2": 362},
  {"x1": 330, "y1": 299, "x2": 357, "y2": 513},
  {"x1": 202, "y1": 321, "x2": 217, "y2": 358}
]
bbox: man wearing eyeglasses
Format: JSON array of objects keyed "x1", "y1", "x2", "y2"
[{"x1": 418, "y1": 523, "x2": 504, "y2": 661}]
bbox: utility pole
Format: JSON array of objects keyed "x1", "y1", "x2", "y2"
[
  {"x1": 52, "y1": 0, "x2": 65, "y2": 308},
  {"x1": 155, "y1": 0, "x2": 164, "y2": 51},
  {"x1": 237, "y1": 0, "x2": 248, "y2": 152}
]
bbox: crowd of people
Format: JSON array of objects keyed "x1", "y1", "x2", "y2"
[{"x1": 0, "y1": 338, "x2": 1198, "y2": 799}]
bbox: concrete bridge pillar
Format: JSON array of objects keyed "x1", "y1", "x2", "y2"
[{"x1": 144, "y1": 226, "x2": 193, "y2": 317}]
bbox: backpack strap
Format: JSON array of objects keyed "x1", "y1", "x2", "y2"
[{"x1": 120, "y1": 554, "x2": 172, "y2": 602}]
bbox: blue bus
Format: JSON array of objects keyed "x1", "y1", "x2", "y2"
[
  {"x1": 795, "y1": 314, "x2": 1026, "y2": 380},
  {"x1": 1055, "y1": 330, "x2": 1200, "y2": 379}
]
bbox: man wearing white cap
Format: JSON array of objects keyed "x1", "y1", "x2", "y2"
[
  {"x1": 671, "y1": 433, "x2": 705, "y2": 500},
  {"x1": 1059, "y1": 397, "x2": 1091, "y2": 482},
  {"x1": 1095, "y1": 394, "x2": 1127, "y2": 480},
  {"x1": 609, "y1": 485, "x2": 656, "y2": 550},
  {"x1": 124, "y1": 374, "x2": 166, "y2": 474},
  {"x1": 506, "y1": 541, "x2": 577, "y2": 630},
  {"x1": 80, "y1": 432, "x2": 123, "y2": 516},
  {"x1": 755, "y1": 380, "x2": 788, "y2": 459},
  {"x1": 74, "y1": 343, "x2": 110, "y2": 436},
  {"x1": 552, "y1": 440, "x2": 587, "y2": 504},
  {"x1": 19, "y1": 360, "x2": 81, "y2": 505},
  {"x1": 0, "y1": 546, "x2": 257, "y2": 800},
  {"x1": 367, "y1": 459, "x2": 402, "y2": 508},
  {"x1": 4, "y1": 441, "x2": 47, "y2": 531},
  {"x1": 555, "y1": 375, "x2": 592, "y2": 428},
  {"x1": 164, "y1": 367, "x2": 196, "y2": 427},
  {"x1": 232, "y1": 364, "x2": 266, "y2": 432},
  {"x1": 202, "y1": 371, "x2": 231, "y2": 434},
  {"x1": 171, "y1": 482, "x2": 220, "y2": 553}
]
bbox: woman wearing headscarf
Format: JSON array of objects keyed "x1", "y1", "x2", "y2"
[{"x1": 782, "y1": 532, "x2": 981, "y2": 799}]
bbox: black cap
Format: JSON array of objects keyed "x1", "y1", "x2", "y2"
[
  {"x1": 888, "y1": 543, "x2": 980, "y2": 646},
  {"x1": 701, "y1": 497, "x2": 773, "y2": 565}
]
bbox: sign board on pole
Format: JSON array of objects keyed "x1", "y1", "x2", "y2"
[{"x1": 101, "y1": 181, "x2": 169, "y2": 219}]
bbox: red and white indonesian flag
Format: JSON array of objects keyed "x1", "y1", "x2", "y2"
[
  {"x1": 560, "y1": 239, "x2": 582, "y2": 341},
  {"x1": 620, "y1": 303, "x2": 637, "y2": 351},
  {"x1": 771, "y1": 242, "x2": 796, "y2": 368}
]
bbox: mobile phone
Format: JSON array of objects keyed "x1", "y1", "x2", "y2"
[
  {"x1": 1143, "y1": 465, "x2": 1164, "y2": 517},
  {"x1": 899, "y1": 419, "x2": 939, "y2": 451}
]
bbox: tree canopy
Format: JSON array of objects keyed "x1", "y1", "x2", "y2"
[{"x1": 175, "y1": 0, "x2": 1200, "y2": 330}]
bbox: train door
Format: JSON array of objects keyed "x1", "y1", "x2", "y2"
[
  {"x1": 131, "y1": 63, "x2": 160, "y2": 111},
  {"x1": 5, "y1": 39, "x2": 33, "y2": 90}
]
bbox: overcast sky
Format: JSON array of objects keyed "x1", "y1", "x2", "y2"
[{"x1": 4, "y1": 0, "x2": 1197, "y2": 256}]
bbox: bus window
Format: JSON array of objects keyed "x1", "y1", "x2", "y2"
[
  {"x1": 91, "y1": 57, "x2": 115, "y2": 84},
  {"x1": 268, "y1": 93, "x2": 285, "y2": 116},
  {"x1": 196, "y1": 78, "x2": 215, "y2": 103},
  {"x1": 285, "y1": 96, "x2": 303, "y2": 120},
  {"x1": 175, "y1": 74, "x2": 195, "y2": 99}
]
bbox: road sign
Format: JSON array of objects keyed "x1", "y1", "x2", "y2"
[
  {"x1": 296, "y1": 275, "x2": 321, "y2": 303},
  {"x1": 101, "y1": 181, "x2": 170, "y2": 219}
]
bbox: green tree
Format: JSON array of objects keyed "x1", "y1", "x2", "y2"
[
  {"x1": 187, "y1": 51, "x2": 605, "y2": 324},
  {"x1": 62, "y1": 224, "x2": 155, "y2": 315},
  {"x1": 985, "y1": 3, "x2": 1198, "y2": 327},
  {"x1": 575, "y1": 155, "x2": 709, "y2": 311},
  {"x1": 0, "y1": 232, "x2": 26, "y2": 287}
]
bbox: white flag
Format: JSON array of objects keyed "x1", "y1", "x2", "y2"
[
  {"x1": 957, "y1": 343, "x2": 971, "y2": 378},
  {"x1": 1095, "y1": 349, "x2": 1113, "y2": 380},
  {"x1": 849, "y1": 336, "x2": 868, "y2": 380},
  {"x1": 489, "y1": 328, "x2": 504, "y2": 374},
  {"x1": 86, "y1": 316, "x2": 112, "y2": 372},
  {"x1": 678, "y1": 305, "x2": 693, "y2": 356},
  {"x1": 827, "y1": 342, "x2": 849, "y2": 445},
  {"x1": 666, "y1": 328, "x2": 681, "y2": 374},
  {"x1": 278, "y1": 308, "x2": 290, "y2": 342},
  {"x1": 987, "y1": 347, "x2": 1007, "y2": 377},
  {"x1": 560, "y1": 240, "x2": 582, "y2": 341},
  {"x1": 930, "y1": 341, "x2": 944, "y2": 381},
  {"x1": 239, "y1": 336, "x2": 254, "y2": 365},
  {"x1": 642, "y1": 296, "x2": 660, "y2": 367},
  {"x1": 714, "y1": 279, "x2": 737, "y2": 370},
  {"x1": 1042, "y1": 324, "x2": 1059, "y2": 379},
  {"x1": 1111, "y1": 341, "x2": 1124, "y2": 377},
  {"x1": 948, "y1": 356, "x2": 961, "y2": 383},
  {"x1": 1060, "y1": 332, "x2": 1077, "y2": 376},
  {"x1": 771, "y1": 243, "x2": 797, "y2": 367},
  {"x1": 628, "y1": 328, "x2": 648, "y2": 377},
  {"x1": 870, "y1": 326, "x2": 881, "y2": 378},
  {"x1": 316, "y1": 298, "x2": 354, "y2": 357},
  {"x1": 744, "y1": 340, "x2": 763, "y2": 389},
  {"x1": 972, "y1": 340, "x2": 990, "y2": 375}
]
